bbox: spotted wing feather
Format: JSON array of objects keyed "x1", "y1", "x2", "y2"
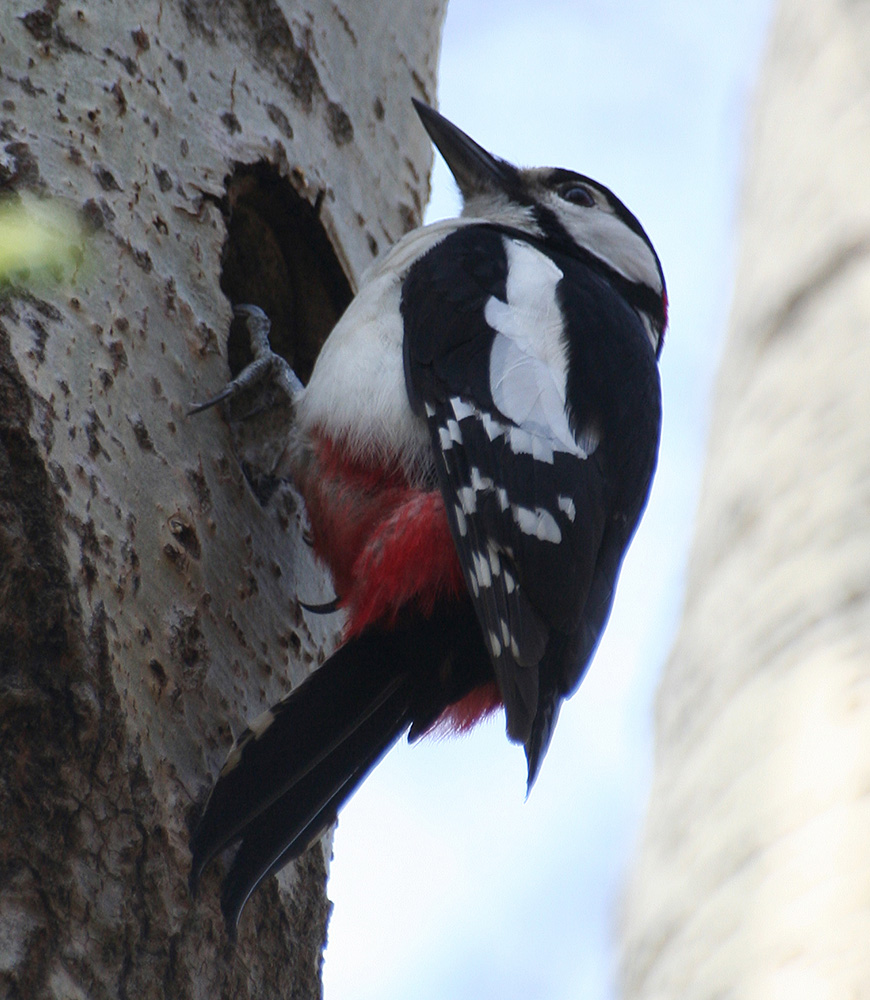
[{"x1": 403, "y1": 225, "x2": 609, "y2": 744}]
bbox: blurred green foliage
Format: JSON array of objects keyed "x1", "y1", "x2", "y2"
[{"x1": 0, "y1": 197, "x2": 86, "y2": 286}]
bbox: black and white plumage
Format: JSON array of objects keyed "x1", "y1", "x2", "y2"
[{"x1": 190, "y1": 100, "x2": 666, "y2": 933}]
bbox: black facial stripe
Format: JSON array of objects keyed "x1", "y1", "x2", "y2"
[{"x1": 542, "y1": 168, "x2": 653, "y2": 244}]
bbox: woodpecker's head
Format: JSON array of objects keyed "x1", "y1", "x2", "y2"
[{"x1": 413, "y1": 100, "x2": 667, "y2": 354}]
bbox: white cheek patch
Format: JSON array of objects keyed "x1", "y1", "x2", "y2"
[
  {"x1": 550, "y1": 193, "x2": 662, "y2": 296},
  {"x1": 485, "y1": 238, "x2": 593, "y2": 461}
]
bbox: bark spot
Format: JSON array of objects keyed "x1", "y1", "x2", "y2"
[
  {"x1": 3, "y1": 141, "x2": 42, "y2": 190},
  {"x1": 170, "y1": 608, "x2": 208, "y2": 676},
  {"x1": 81, "y1": 198, "x2": 113, "y2": 231},
  {"x1": 283, "y1": 51, "x2": 317, "y2": 112},
  {"x1": 186, "y1": 463, "x2": 213, "y2": 512},
  {"x1": 326, "y1": 101, "x2": 353, "y2": 146},
  {"x1": 168, "y1": 515, "x2": 201, "y2": 560},
  {"x1": 152, "y1": 163, "x2": 173, "y2": 192},
  {"x1": 131, "y1": 27, "x2": 151, "y2": 52},
  {"x1": 110, "y1": 80, "x2": 128, "y2": 115},
  {"x1": 20, "y1": 3, "x2": 58, "y2": 41},
  {"x1": 220, "y1": 112, "x2": 242, "y2": 135},
  {"x1": 127, "y1": 413, "x2": 155, "y2": 452},
  {"x1": 265, "y1": 103, "x2": 293, "y2": 139},
  {"x1": 93, "y1": 164, "x2": 122, "y2": 191},
  {"x1": 148, "y1": 658, "x2": 168, "y2": 694}
]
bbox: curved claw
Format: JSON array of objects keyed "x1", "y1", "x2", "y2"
[
  {"x1": 298, "y1": 597, "x2": 341, "y2": 615},
  {"x1": 188, "y1": 304, "x2": 304, "y2": 416},
  {"x1": 188, "y1": 382, "x2": 238, "y2": 416}
]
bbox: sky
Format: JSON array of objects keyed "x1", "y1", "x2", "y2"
[{"x1": 322, "y1": 2, "x2": 774, "y2": 998}]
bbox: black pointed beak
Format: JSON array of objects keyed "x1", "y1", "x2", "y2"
[{"x1": 412, "y1": 99, "x2": 517, "y2": 200}]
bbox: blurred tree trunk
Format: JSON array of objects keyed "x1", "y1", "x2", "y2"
[
  {"x1": 621, "y1": 0, "x2": 870, "y2": 996},
  {"x1": 0, "y1": 1, "x2": 445, "y2": 996}
]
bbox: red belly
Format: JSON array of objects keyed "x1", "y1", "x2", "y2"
[
  {"x1": 298, "y1": 432, "x2": 502, "y2": 732},
  {"x1": 299, "y1": 433, "x2": 466, "y2": 637}
]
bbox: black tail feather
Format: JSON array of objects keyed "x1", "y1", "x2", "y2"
[
  {"x1": 191, "y1": 601, "x2": 494, "y2": 933},
  {"x1": 220, "y1": 691, "x2": 409, "y2": 933},
  {"x1": 190, "y1": 631, "x2": 416, "y2": 891}
]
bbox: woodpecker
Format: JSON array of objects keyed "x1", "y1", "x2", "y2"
[{"x1": 190, "y1": 100, "x2": 666, "y2": 933}]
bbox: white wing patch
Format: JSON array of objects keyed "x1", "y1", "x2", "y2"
[
  {"x1": 485, "y1": 237, "x2": 592, "y2": 461},
  {"x1": 512, "y1": 504, "x2": 562, "y2": 544}
]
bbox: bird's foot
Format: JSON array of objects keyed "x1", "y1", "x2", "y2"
[
  {"x1": 189, "y1": 304, "x2": 304, "y2": 417},
  {"x1": 189, "y1": 304, "x2": 304, "y2": 496}
]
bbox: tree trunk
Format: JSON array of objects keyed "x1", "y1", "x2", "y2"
[
  {"x1": 620, "y1": 0, "x2": 870, "y2": 996},
  {"x1": 0, "y1": 1, "x2": 445, "y2": 996}
]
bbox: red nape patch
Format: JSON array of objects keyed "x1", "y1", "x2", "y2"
[{"x1": 427, "y1": 681, "x2": 503, "y2": 737}]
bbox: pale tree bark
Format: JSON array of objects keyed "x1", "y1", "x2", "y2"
[
  {"x1": 0, "y1": 1, "x2": 446, "y2": 996},
  {"x1": 621, "y1": 1, "x2": 870, "y2": 997}
]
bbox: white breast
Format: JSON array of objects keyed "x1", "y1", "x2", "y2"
[{"x1": 296, "y1": 220, "x2": 475, "y2": 480}]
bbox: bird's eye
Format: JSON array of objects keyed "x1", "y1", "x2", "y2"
[{"x1": 561, "y1": 184, "x2": 595, "y2": 208}]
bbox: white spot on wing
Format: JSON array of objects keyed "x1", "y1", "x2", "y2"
[
  {"x1": 512, "y1": 504, "x2": 562, "y2": 544},
  {"x1": 451, "y1": 396, "x2": 475, "y2": 421},
  {"x1": 454, "y1": 504, "x2": 468, "y2": 537},
  {"x1": 472, "y1": 550, "x2": 492, "y2": 589},
  {"x1": 482, "y1": 411, "x2": 505, "y2": 441},
  {"x1": 500, "y1": 619, "x2": 511, "y2": 646},
  {"x1": 532, "y1": 434, "x2": 554, "y2": 463},
  {"x1": 508, "y1": 426, "x2": 534, "y2": 457},
  {"x1": 456, "y1": 486, "x2": 477, "y2": 515},
  {"x1": 488, "y1": 630, "x2": 502, "y2": 658},
  {"x1": 557, "y1": 495, "x2": 577, "y2": 522},
  {"x1": 470, "y1": 467, "x2": 494, "y2": 492}
]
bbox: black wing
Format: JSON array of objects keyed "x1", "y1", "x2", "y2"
[{"x1": 403, "y1": 225, "x2": 660, "y2": 763}]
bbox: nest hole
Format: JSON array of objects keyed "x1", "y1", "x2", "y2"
[{"x1": 219, "y1": 163, "x2": 352, "y2": 384}]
